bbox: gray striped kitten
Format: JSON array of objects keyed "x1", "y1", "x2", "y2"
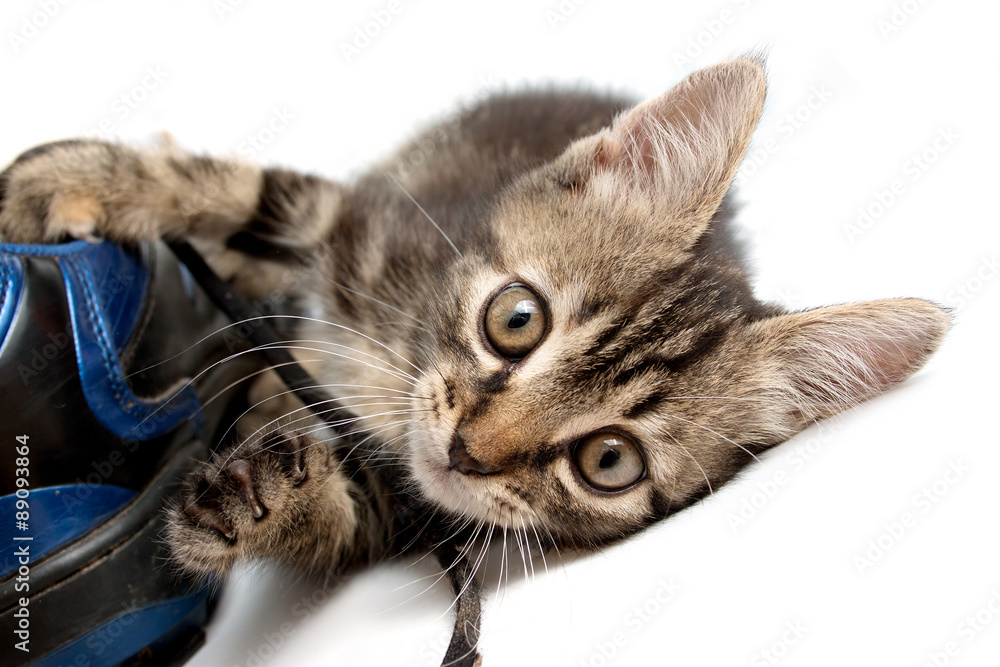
[{"x1": 0, "y1": 57, "x2": 948, "y2": 637}]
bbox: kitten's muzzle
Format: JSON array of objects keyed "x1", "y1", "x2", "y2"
[{"x1": 448, "y1": 431, "x2": 497, "y2": 476}]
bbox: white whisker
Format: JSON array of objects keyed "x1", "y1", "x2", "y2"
[
  {"x1": 664, "y1": 412, "x2": 761, "y2": 464},
  {"x1": 329, "y1": 280, "x2": 429, "y2": 329},
  {"x1": 387, "y1": 172, "x2": 462, "y2": 258},
  {"x1": 664, "y1": 430, "x2": 714, "y2": 494}
]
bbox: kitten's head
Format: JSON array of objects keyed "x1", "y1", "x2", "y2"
[{"x1": 406, "y1": 58, "x2": 950, "y2": 548}]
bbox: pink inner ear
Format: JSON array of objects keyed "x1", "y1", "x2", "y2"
[
  {"x1": 783, "y1": 301, "x2": 950, "y2": 419},
  {"x1": 793, "y1": 330, "x2": 913, "y2": 415},
  {"x1": 597, "y1": 74, "x2": 732, "y2": 189},
  {"x1": 568, "y1": 59, "x2": 767, "y2": 217},
  {"x1": 615, "y1": 109, "x2": 662, "y2": 177},
  {"x1": 592, "y1": 135, "x2": 624, "y2": 171},
  {"x1": 598, "y1": 103, "x2": 672, "y2": 183}
]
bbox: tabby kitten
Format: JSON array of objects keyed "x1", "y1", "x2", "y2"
[{"x1": 0, "y1": 56, "x2": 948, "y2": 641}]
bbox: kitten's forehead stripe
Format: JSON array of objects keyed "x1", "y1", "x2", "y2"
[
  {"x1": 577, "y1": 264, "x2": 709, "y2": 364},
  {"x1": 572, "y1": 293, "x2": 613, "y2": 326},
  {"x1": 608, "y1": 355, "x2": 676, "y2": 388},
  {"x1": 581, "y1": 315, "x2": 632, "y2": 357},
  {"x1": 622, "y1": 392, "x2": 664, "y2": 420}
]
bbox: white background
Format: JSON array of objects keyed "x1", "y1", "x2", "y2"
[{"x1": 3, "y1": 1, "x2": 999, "y2": 666}]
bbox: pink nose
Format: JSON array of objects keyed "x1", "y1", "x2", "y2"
[{"x1": 448, "y1": 431, "x2": 496, "y2": 476}]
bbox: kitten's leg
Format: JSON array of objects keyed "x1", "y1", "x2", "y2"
[
  {"x1": 166, "y1": 428, "x2": 390, "y2": 580},
  {"x1": 0, "y1": 139, "x2": 340, "y2": 256},
  {"x1": 1, "y1": 141, "x2": 382, "y2": 577}
]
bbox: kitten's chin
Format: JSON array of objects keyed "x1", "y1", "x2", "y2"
[
  {"x1": 409, "y1": 447, "x2": 479, "y2": 517},
  {"x1": 406, "y1": 431, "x2": 525, "y2": 529}
]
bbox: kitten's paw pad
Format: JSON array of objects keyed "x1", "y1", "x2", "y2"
[
  {"x1": 166, "y1": 430, "x2": 332, "y2": 576},
  {"x1": 180, "y1": 487, "x2": 233, "y2": 541},
  {"x1": 179, "y1": 462, "x2": 260, "y2": 543},
  {"x1": 182, "y1": 431, "x2": 323, "y2": 538},
  {"x1": 0, "y1": 140, "x2": 110, "y2": 243}
]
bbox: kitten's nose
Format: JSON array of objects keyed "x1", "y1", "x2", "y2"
[{"x1": 449, "y1": 431, "x2": 495, "y2": 476}]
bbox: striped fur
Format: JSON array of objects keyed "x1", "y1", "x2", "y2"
[{"x1": 0, "y1": 58, "x2": 950, "y2": 579}]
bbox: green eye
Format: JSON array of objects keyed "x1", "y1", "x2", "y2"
[
  {"x1": 484, "y1": 284, "x2": 546, "y2": 359},
  {"x1": 574, "y1": 432, "x2": 645, "y2": 491}
]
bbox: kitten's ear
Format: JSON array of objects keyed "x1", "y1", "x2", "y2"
[
  {"x1": 563, "y1": 57, "x2": 767, "y2": 221},
  {"x1": 745, "y1": 299, "x2": 951, "y2": 428}
]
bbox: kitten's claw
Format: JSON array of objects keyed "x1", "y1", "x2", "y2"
[
  {"x1": 225, "y1": 459, "x2": 266, "y2": 519},
  {"x1": 275, "y1": 431, "x2": 308, "y2": 485}
]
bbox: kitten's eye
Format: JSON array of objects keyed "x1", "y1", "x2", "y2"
[
  {"x1": 484, "y1": 284, "x2": 547, "y2": 360},
  {"x1": 573, "y1": 432, "x2": 645, "y2": 491}
]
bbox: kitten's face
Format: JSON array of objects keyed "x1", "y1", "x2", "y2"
[
  {"x1": 404, "y1": 58, "x2": 948, "y2": 548},
  {"x1": 409, "y1": 240, "x2": 739, "y2": 546},
  {"x1": 407, "y1": 163, "x2": 775, "y2": 548}
]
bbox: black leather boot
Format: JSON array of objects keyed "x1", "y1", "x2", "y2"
[{"x1": 0, "y1": 239, "x2": 261, "y2": 667}]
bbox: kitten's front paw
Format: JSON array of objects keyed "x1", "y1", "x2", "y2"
[
  {"x1": 0, "y1": 140, "x2": 112, "y2": 243},
  {"x1": 166, "y1": 429, "x2": 335, "y2": 578}
]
